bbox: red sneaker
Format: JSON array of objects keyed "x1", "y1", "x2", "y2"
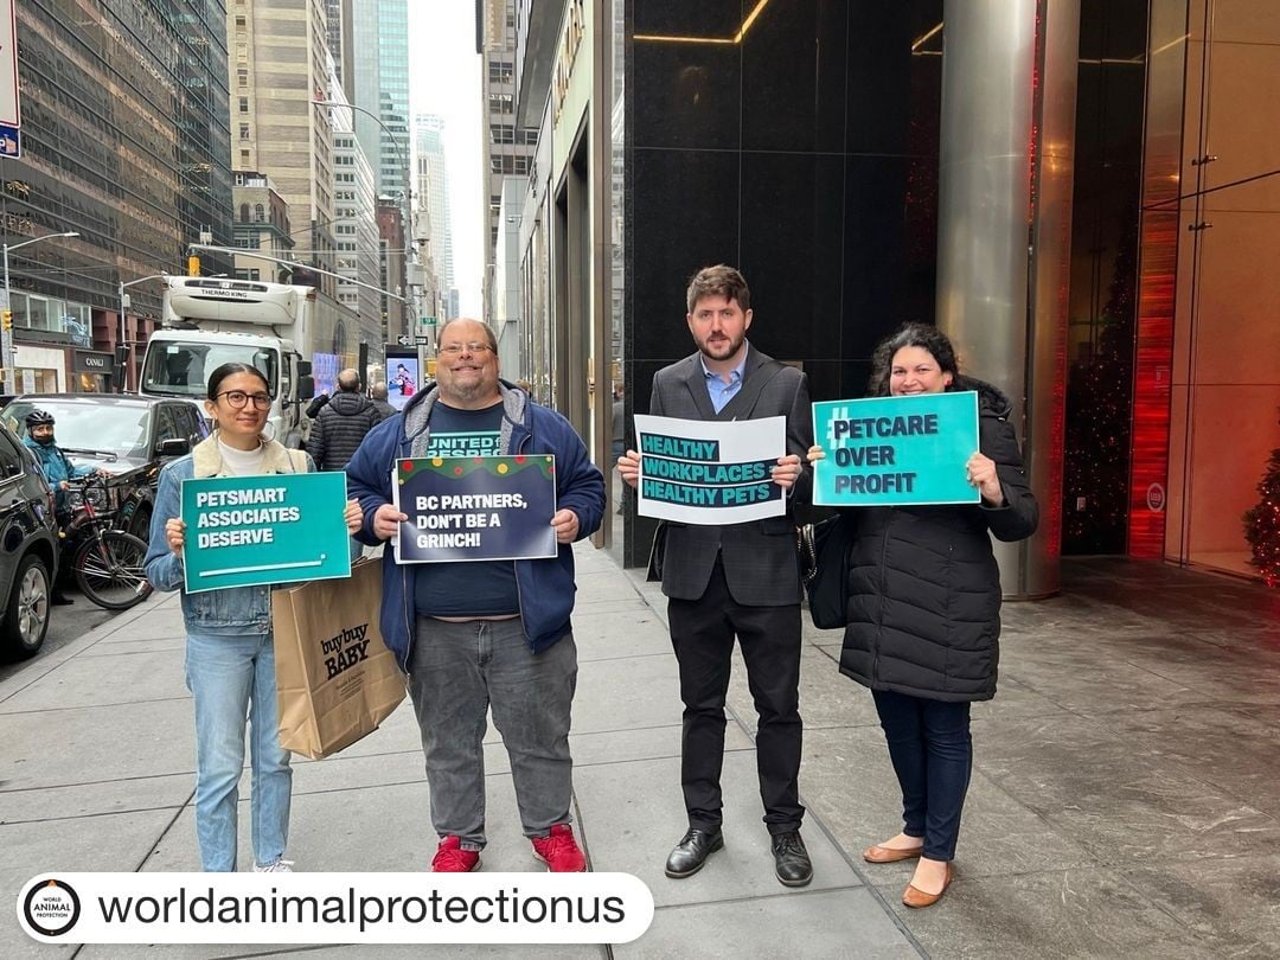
[
  {"x1": 431, "y1": 836, "x2": 480, "y2": 872},
  {"x1": 531, "y1": 823, "x2": 587, "y2": 872}
]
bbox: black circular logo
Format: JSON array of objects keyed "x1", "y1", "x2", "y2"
[{"x1": 23, "y1": 878, "x2": 81, "y2": 937}]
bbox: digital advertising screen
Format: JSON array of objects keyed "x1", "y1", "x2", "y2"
[{"x1": 385, "y1": 350, "x2": 420, "y2": 411}]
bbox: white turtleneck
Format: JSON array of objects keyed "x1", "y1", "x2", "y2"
[{"x1": 217, "y1": 437, "x2": 267, "y2": 477}]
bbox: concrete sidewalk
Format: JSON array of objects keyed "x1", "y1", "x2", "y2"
[{"x1": 3, "y1": 547, "x2": 1279, "y2": 958}]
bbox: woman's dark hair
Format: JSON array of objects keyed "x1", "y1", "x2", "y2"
[
  {"x1": 867, "y1": 322, "x2": 960, "y2": 397},
  {"x1": 207, "y1": 362, "x2": 270, "y2": 400}
]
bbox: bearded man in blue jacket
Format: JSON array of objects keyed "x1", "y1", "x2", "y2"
[{"x1": 346, "y1": 318, "x2": 605, "y2": 874}]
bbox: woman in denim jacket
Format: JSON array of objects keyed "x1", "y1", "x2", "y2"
[{"x1": 144, "y1": 363, "x2": 362, "y2": 872}]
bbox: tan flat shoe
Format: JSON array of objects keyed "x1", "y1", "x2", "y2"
[
  {"x1": 862, "y1": 843, "x2": 925, "y2": 864},
  {"x1": 902, "y1": 862, "x2": 953, "y2": 908}
]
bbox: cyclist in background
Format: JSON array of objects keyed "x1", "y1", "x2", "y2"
[{"x1": 23, "y1": 408, "x2": 105, "y2": 604}]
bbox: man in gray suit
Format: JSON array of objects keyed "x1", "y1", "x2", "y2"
[{"x1": 617, "y1": 264, "x2": 814, "y2": 887}]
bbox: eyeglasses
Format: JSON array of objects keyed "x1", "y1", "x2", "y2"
[
  {"x1": 438, "y1": 342, "x2": 494, "y2": 356},
  {"x1": 215, "y1": 390, "x2": 273, "y2": 410}
]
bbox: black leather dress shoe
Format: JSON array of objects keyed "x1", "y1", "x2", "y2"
[
  {"x1": 664, "y1": 827, "x2": 724, "y2": 878},
  {"x1": 772, "y1": 831, "x2": 812, "y2": 887}
]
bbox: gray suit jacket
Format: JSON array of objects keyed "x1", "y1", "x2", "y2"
[{"x1": 650, "y1": 344, "x2": 813, "y2": 606}]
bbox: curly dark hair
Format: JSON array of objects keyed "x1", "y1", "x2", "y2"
[{"x1": 867, "y1": 322, "x2": 960, "y2": 397}]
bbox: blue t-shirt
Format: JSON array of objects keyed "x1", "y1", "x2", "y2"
[{"x1": 413, "y1": 401, "x2": 519, "y2": 618}]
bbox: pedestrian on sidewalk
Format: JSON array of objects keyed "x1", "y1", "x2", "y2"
[
  {"x1": 307, "y1": 368, "x2": 382, "y2": 562},
  {"x1": 807, "y1": 323, "x2": 1038, "y2": 908},
  {"x1": 616, "y1": 264, "x2": 815, "y2": 887},
  {"x1": 369, "y1": 381, "x2": 396, "y2": 422},
  {"x1": 143, "y1": 363, "x2": 363, "y2": 873},
  {"x1": 346, "y1": 318, "x2": 605, "y2": 874}
]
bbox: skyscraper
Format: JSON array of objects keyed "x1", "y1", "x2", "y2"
[
  {"x1": 229, "y1": 0, "x2": 336, "y2": 298},
  {"x1": 350, "y1": 0, "x2": 411, "y2": 214},
  {"x1": 5, "y1": 0, "x2": 234, "y2": 391},
  {"x1": 479, "y1": 0, "x2": 538, "y2": 288},
  {"x1": 414, "y1": 114, "x2": 455, "y2": 297}
]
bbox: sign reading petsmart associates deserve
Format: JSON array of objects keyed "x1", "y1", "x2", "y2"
[
  {"x1": 181, "y1": 473, "x2": 352, "y2": 594},
  {"x1": 392, "y1": 456, "x2": 558, "y2": 563},
  {"x1": 812, "y1": 392, "x2": 980, "y2": 507},
  {"x1": 634, "y1": 414, "x2": 786, "y2": 525}
]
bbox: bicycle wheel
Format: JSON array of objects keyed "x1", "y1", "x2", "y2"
[{"x1": 74, "y1": 530, "x2": 153, "y2": 611}]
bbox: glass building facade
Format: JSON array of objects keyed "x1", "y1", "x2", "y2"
[{"x1": 8, "y1": 0, "x2": 233, "y2": 383}]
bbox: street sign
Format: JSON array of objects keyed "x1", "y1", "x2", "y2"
[
  {"x1": 0, "y1": 123, "x2": 18, "y2": 158},
  {"x1": 419, "y1": 316, "x2": 436, "y2": 328},
  {"x1": 414, "y1": 336, "x2": 428, "y2": 345},
  {"x1": 0, "y1": 0, "x2": 19, "y2": 128},
  {"x1": 396, "y1": 334, "x2": 413, "y2": 346}
]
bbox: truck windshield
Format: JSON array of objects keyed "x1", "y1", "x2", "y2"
[{"x1": 142, "y1": 342, "x2": 279, "y2": 399}]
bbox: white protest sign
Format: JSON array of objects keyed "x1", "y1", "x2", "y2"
[{"x1": 634, "y1": 414, "x2": 786, "y2": 525}]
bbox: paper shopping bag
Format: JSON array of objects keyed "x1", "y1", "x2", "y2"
[{"x1": 272, "y1": 559, "x2": 406, "y2": 759}]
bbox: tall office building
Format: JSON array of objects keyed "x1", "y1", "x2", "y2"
[
  {"x1": 479, "y1": 0, "x2": 538, "y2": 308},
  {"x1": 324, "y1": 0, "x2": 355, "y2": 100},
  {"x1": 414, "y1": 114, "x2": 455, "y2": 296},
  {"x1": 5, "y1": 0, "x2": 233, "y2": 392},
  {"x1": 350, "y1": 0, "x2": 411, "y2": 212},
  {"x1": 228, "y1": 0, "x2": 337, "y2": 297},
  {"x1": 333, "y1": 124, "x2": 384, "y2": 342}
]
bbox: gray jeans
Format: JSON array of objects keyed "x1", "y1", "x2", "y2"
[{"x1": 409, "y1": 616, "x2": 578, "y2": 850}]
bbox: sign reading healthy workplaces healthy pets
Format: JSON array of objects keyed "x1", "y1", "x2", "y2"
[
  {"x1": 392, "y1": 456, "x2": 558, "y2": 563},
  {"x1": 634, "y1": 414, "x2": 786, "y2": 525},
  {"x1": 812, "y1": 392, "x2": 980, "y2": 507},
  {"x1": 181, "y1": 473, "x2": 352, "y2": 594}
]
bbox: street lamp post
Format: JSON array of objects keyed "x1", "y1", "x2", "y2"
[
  {"x1": 118, "y1": 273, "x2": 169, "y2": 393},
  {"x1": 1, "y1": 231, "x2": 80, "y2": 394},
  {"x1": 312, "y1": 99, "x2": 416, "y2": 341},
  {"x1": 311, "y1": 99, "x2": 412, "y2": 216}
]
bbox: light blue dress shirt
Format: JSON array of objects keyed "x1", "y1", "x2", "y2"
[{"x1": 702, "y1": 355, "x2": 747, "y2": 414}]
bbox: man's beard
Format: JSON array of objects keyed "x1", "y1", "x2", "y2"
[
  {"x1": 34, "y1": 435, "x2": 55, "y2": 446},
  {"x1": 697, "y1": 331, "x2": 744, "y2": 361}
]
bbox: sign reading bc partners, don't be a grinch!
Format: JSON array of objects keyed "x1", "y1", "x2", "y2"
[
  {"x1": 392, "y1": 456, "x2": 559, "y2": 563},
  {"x1": 181, "y1": 472, "x2": 353, "y2": 594}
]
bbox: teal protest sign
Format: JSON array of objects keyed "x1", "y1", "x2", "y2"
[
  {"x1": 812, "y1": 392, "x2": 980, "y2": 506},
  {"x1": 181, "y1": 472, "x2": 351, "y2": 594}
]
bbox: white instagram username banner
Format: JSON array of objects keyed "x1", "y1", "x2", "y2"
[{"x1": 18, "y1": 873, "x2": 655, "y2": 944}]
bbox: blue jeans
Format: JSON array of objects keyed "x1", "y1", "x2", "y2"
[
  {"x1": 185, "y1": 630, "x2": 292, "y2": 871},
  {"x1": 871, "y1": 689, "x2": 972, "y2": 862},
  {"x1": 409, "y1": 617, "x2": 577, "y2": 851}
]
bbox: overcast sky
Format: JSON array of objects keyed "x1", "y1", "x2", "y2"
[{"x1": 408, "y1": 1, "x2": 483, "y2": 317}]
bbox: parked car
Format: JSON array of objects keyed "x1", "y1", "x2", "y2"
[
  {"x1": 0, "y1": 420, "x2": 59, "y2": 660},
  {"x1": 2, "y1": 394, "x2": 209, "y2": 540}
]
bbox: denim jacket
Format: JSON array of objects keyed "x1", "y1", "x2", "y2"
[{"x1": 144, "y1": 435, "x2": 312, "y2": 635}]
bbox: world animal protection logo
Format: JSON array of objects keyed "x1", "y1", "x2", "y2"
[{"x1": 392, "y1": 456, "x2": 558, "y2": 563}]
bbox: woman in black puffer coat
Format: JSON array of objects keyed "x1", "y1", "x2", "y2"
[{"x1": 808, "y1": 323, "x2": 1037, "y2": 908}]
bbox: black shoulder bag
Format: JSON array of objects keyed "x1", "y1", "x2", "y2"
[{"x1": 797, "y1": 514, "x2": 855, "y2": 629}]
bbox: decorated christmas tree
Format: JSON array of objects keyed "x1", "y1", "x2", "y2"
[{"x1": 1243, "y1": 428, "x2": 1280, "y2": 588}]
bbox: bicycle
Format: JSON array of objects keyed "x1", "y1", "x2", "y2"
[{"x1": 62, "y1": 475, "x2": 153, "y2": 611}]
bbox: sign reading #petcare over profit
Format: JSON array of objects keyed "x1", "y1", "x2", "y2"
[
  {"x1": 812, "y1": 392, "x2": 980, "y2": 507},
  {"x1": 392, "y1": 455, "x2": 558, "y2": 563},
  {"x1": 181, "y1": 473, "x2": 352, "y2": 594}
]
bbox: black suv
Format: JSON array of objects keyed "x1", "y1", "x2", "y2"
[
  {"x1": 3, "y1": 394, "x2": 208, "y2": 540},
  {"x1": 0, "y1": 420, "x2": 59, "y2": 659}
]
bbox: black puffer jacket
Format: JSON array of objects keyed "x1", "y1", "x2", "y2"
[
  {"x1": 839, "y1": 378, "x2": 1038, "y2": 702},
  {"x1": 306, "y1": 391, "x2": 381, "y2": 470}
]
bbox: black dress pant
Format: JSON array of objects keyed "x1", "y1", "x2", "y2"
[{"x1": 668, "y1": 558, "x2": 804, "y2": 835}]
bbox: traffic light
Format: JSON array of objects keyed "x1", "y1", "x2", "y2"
[
  {"x1": 187, "y1": 255, "x2": 200, "y2": 276},
  {"x1": 1, "y1": 310, "x2": 11, "y2": 331}
]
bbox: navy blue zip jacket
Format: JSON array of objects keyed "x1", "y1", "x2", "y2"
[{"x1": 345, "y1": 381, "x2": 605, "y2": 671}]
